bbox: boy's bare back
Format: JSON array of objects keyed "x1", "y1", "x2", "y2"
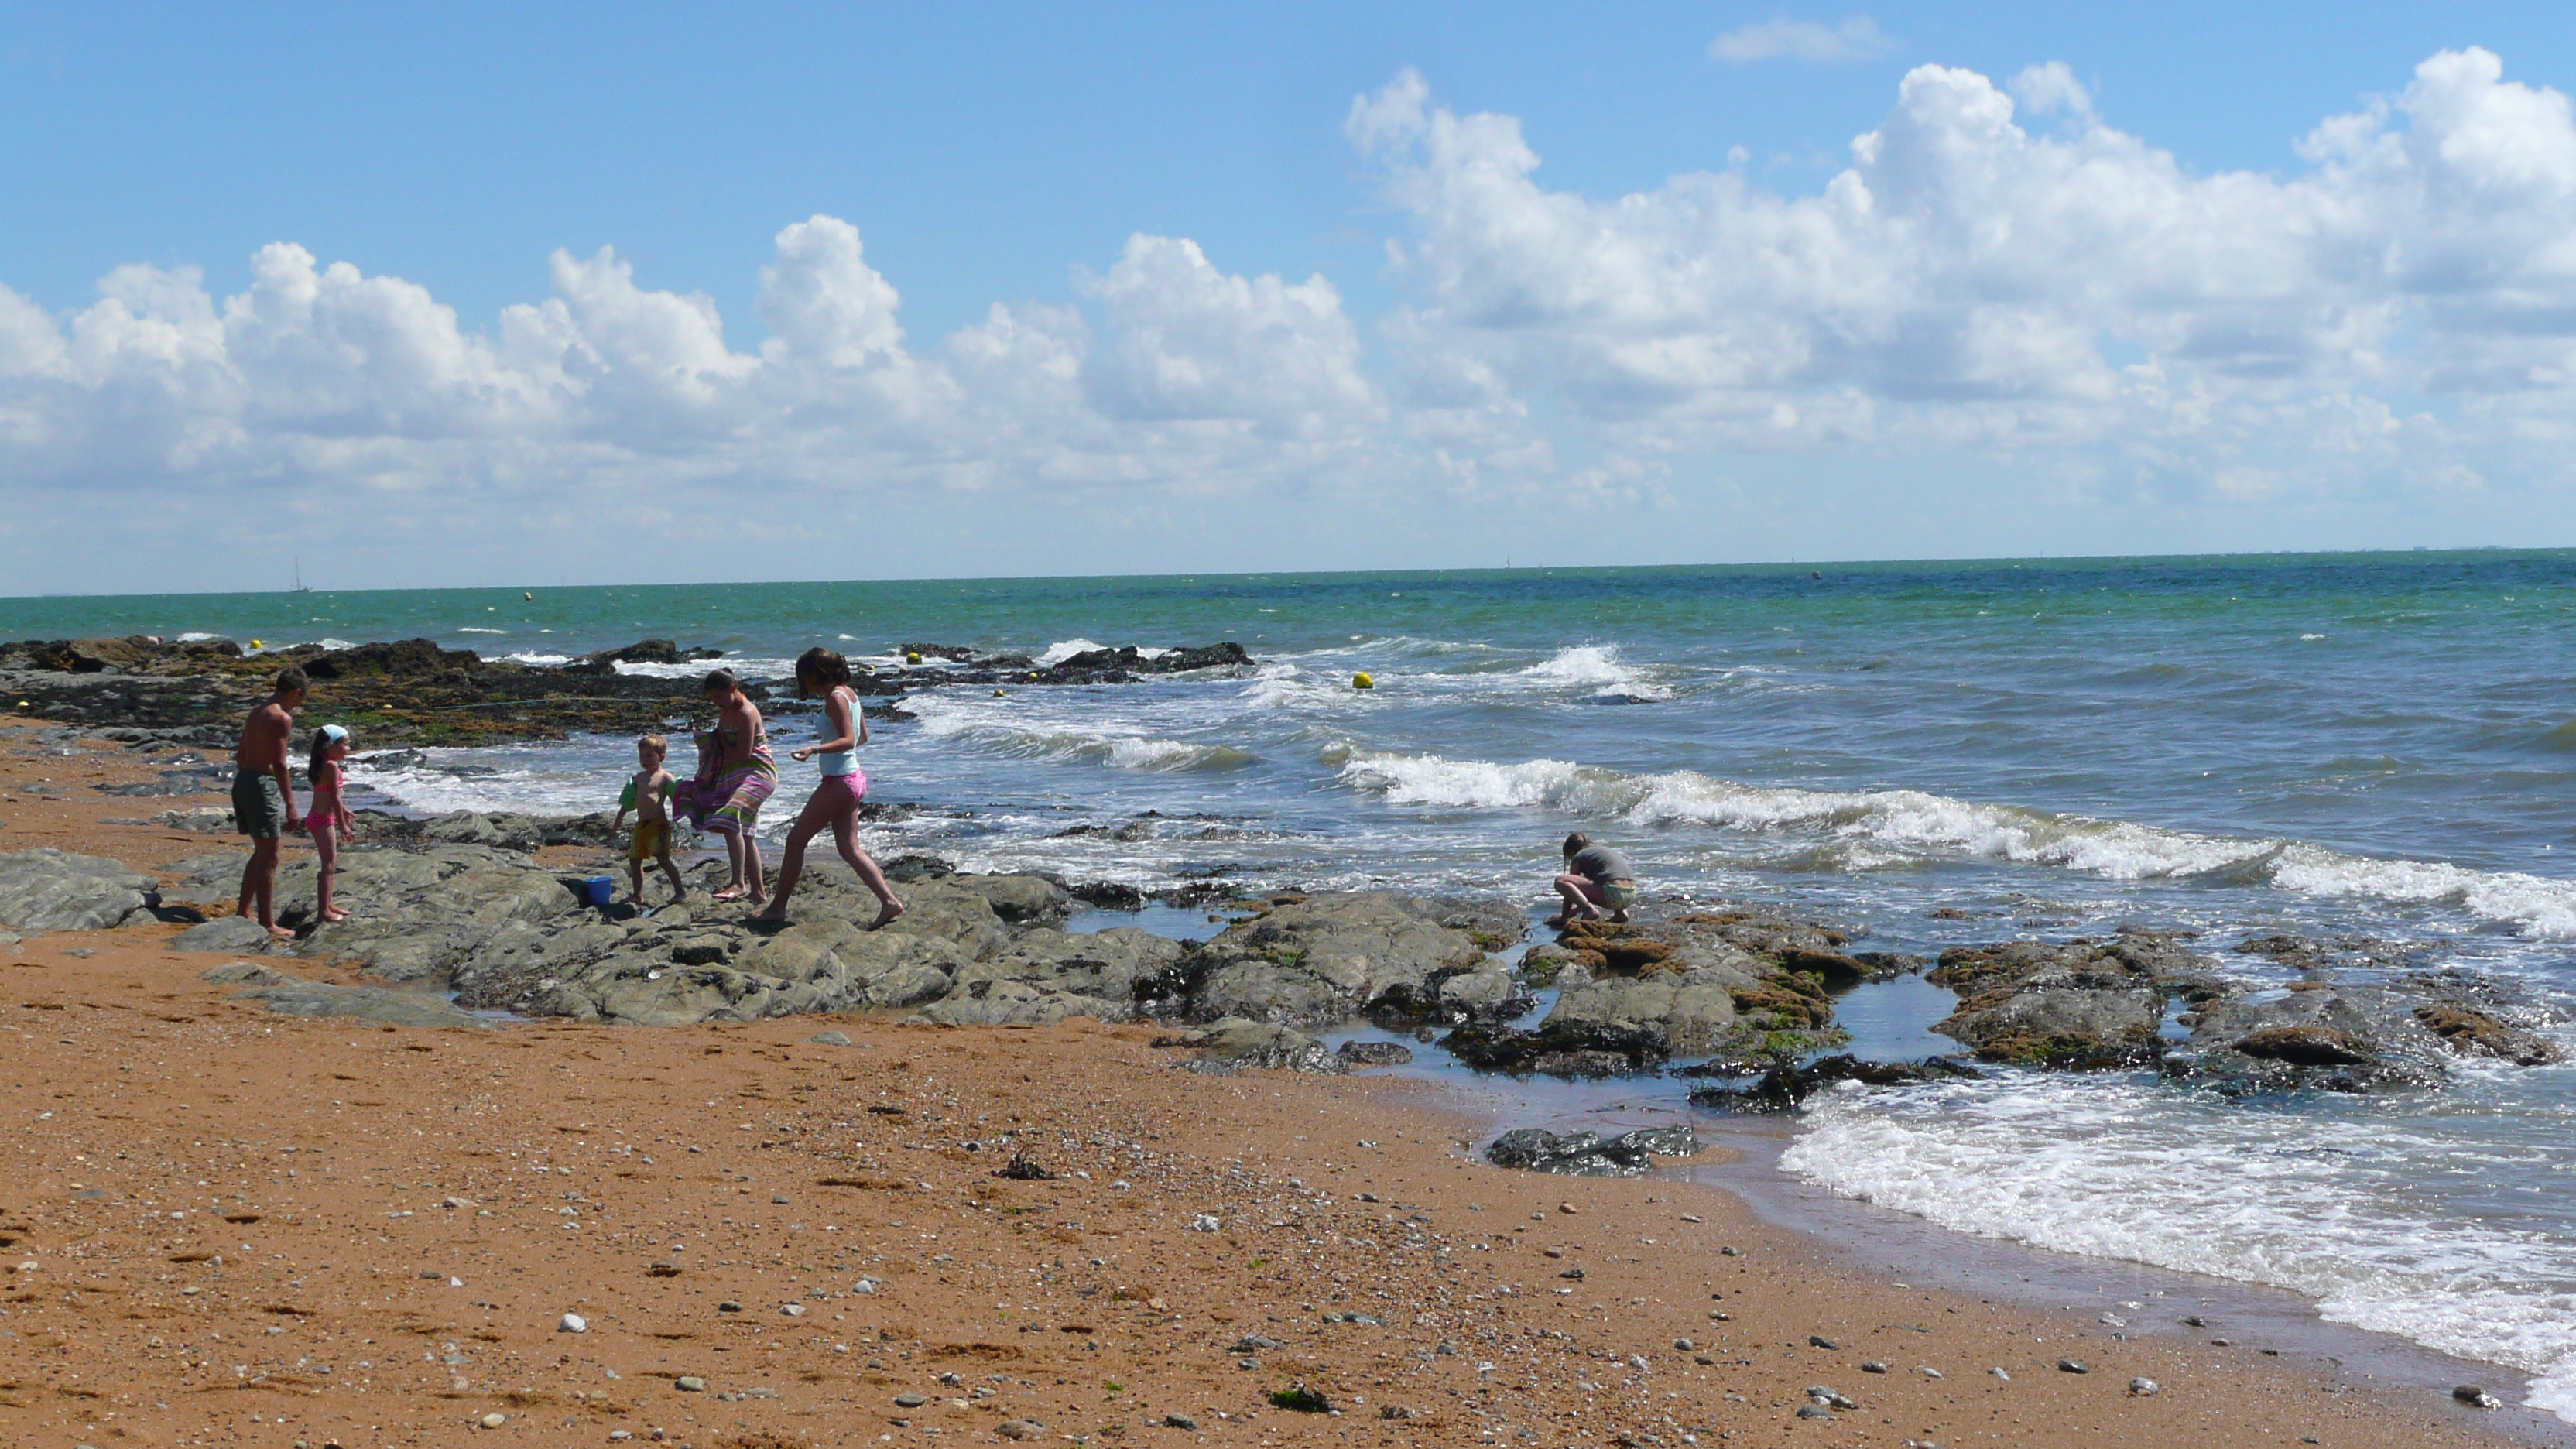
[{"x1": 235, "y1": 700, "x2": 293, "y2": 772}]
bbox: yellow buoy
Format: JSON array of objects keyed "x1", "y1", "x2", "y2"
[
  {"x1": 906, "y1": 651, "x2": 923, "y2": 666},
  {"x1": 249, "y1": 639, "x2": 263, "y2": 649},
  {"x1": 1353, "y1": 672, "x2": 1375, "y2": 690},
  {"x1": 993, "y1": 687, "x2": 1008, "y2": 697}
]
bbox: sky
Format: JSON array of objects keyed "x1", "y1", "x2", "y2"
[{"x1": 9, "y1": 2, "x2": 2576, "y2": 592}]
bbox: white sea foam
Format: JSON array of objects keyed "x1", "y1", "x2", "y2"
[
  {"x1": 456, "y1": 626, "x2": 507, "y2": 635},
  {"x1": 502, "y1": 651, "x2": 572, "y2": 666},
  {"x1": 315, "y1": 637, "x2": 355, "y2": 651},
  {"x1": 1515, "y1": 644, "x2": 1673, "y2": 700},
  {"x1": 1335, "y1": 748, "x2": 2576, "y2": 935},
  {"x1": 611, "y1": 656, "x2": 797, "y2": 681},
  {"x1": 1783, "y1": 1080, "x2": 2576, "y2": 1421},
  {"x1": 909, "y1": 694, "x2": 1253, "y2": 772},
  {"x1": 176, "y1": 631, "x2": 221, "y2": 643},
  {"x1": 1036, "y1": 639, "x2": 1106, "y2": 667}
]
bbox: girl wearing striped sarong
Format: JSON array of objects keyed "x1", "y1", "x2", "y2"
[{"x1": 677, "y1": 669, "x2": 776, "y2": 903}]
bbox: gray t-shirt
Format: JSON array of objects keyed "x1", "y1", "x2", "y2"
[{"x1": 1570, "y1": 844, "x2": 1635, "y2": 884}]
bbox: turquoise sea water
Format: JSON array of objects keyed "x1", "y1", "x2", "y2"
[{"x1": 15, "y1": 548, "x2": 2576, "y2": 1414}]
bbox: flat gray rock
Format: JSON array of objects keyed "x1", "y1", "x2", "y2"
[
  {"x1": 0, "y1": 847, "x2": 157, "y2": 931},
  {"x1": 200, "y1": 961, "x2": 301, "y2": 986},
  {"x1": 172, "y1": 914, "x2": 286, "y2": 953},
  {"x1": 230, "y1": 981, "x2": 486, "y2": 1029}
]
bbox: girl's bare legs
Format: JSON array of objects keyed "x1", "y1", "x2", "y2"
[
  {"x1": 714, "y1": 827, "x2": 755, "y2": 900},
  {"x1": 743, "y1": 824, "x2": 765, "y2": 906},
  {"x1": 831, "y1": 812, "x2": 905, "y2": 928},
  {"x1": 752, "y1": 793, "x2": 831, "y2": 922},
  {"x1": 316, "y1": 832, "x2": 347, "y2": 923}
]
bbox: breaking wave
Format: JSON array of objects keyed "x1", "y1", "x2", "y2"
[
  {"x1": 1334, "y1": 748, "x2": 2576, "y2": 936},
  {"x1": 1784, "y1": 1080, "x2": 2576, "y2": 1422}
]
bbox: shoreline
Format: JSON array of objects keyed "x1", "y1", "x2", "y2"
[{"x1": 0, "y1": 713, "x2": 2551, "y2": 1444}]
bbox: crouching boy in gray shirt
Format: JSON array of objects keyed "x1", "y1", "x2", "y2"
[{"x1": 1551, "y1": 831, "x2": 1637, "y2": 926}]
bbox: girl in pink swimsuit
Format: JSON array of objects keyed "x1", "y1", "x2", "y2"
[
  {"x1": 303, "y1": 724, "x2": 355, "y2": 922},
  {"x1": 751, "y1": 648, "x2": 904, "y2": 928}
]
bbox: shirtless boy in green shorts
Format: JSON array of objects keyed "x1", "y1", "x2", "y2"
[{"x1": 232, "y1": 667, "x2": 308, "y2": 940}]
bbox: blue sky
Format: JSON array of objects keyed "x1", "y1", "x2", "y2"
[{"x1": 7, "y1": 2, "x2": 2576, "y2": 591}]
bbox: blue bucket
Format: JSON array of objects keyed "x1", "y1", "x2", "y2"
[{"x1": 581, "y1": 876, "x2": 616, "y2": 907}]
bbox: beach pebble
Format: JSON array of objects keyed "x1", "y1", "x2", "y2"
[
  {"x1": 1720, "y1": 1245, "x2": 1742, "y2": 1256},
  {"x1": 2098, "y1": 1312, "x2": 2126, "y2": 1327},
  {"x1": 1795, "y1": 1405, "x2": 1832, "y2": 1420},
  {"x1": 1673, "y1": 1338, "x2": 1694, "y2": 1351},
  {"x1": 608, "y1": 1434, "x2": 632, "y2": 1443},
  {"x1": 781, "y1": 1303, "x2": 805, "y2": 1317},
  {"x1": 1558, "y1": 1202, "x2": 1577, "y2": 1215},
  {"x1": 676, "y1": 1377, "x2": 707, "y2": 1393},
  {"x1": 2454, "y1": 1385, "x2": 2501, "y2": 1409},
  {"x1": 480, "y1": 1413, "x2": 506, "y2": 1428},
  {"x1": 559, "y1": 1312, "x2": 588, "y2": 1333},
  {"x1": 1861, "y1": 1360, "x2": 1888, "y2": 1374},
  {"x1": 2181, "y1": 1314, "x2": 2207, "y2": 1327},
  {"x1": 2129, "y1": 1377, "x2": 2160, "y2": 1397},
  {"x1": 1163, "y1": 1413, "x2": 1199, "y2": 1430},
  {"x1": 997, "y1": 1421, "x2": 1043, "y2": 1440},
  {"x1": 894, "y1": 1392, "x2": 928, "y2": 1408},
  {"x1": 1807, "y1": 1334, "x2": 1838, "y2": 1349},
  {"x1": 1679, "y1": 1213, "x2": 1702, "y2": 1223},
  {"x1": 1989, "y1": 1367, "x2": 2010, "y2": 1382},
  {"x1": 1917, "y1": 1367, "x2": 1943, "y2": 1379},
  {"x1": 2210, "y1": 1338, "x2": 2231, "y2": 1346},
  {"x1": 810, "y1": 1031, "x2": 852, "y2": 1046},
  {"x1": 718, "y1": 1300, "x2": 742, "y2": 1313},
  {"x1": 1806, "y1": 1386, "x2": 1856, "y2": 1410},
  {"x1": 1190, "y1": 1214, "x2": 1221, "y2": 1232},
  {"x1": 2056, "y1": 1358, "x2": 2089, "y2": 1375}
]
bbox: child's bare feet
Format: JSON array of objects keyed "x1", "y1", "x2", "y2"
[
  {"x1": 1542, "y1": 913, "x2": 1569, "y2": 927},
  {"x1": 748, "y1": 905, "x2": 786, "y2": 924},
  {"x1": 265, "y1": 923, "x2": 296, "y2": 941},
  {"x1": 712, "y1": 885, "x2": 748, "y2": 902},
  {"x1": 869, "y1": 899, "x2": 906, "y2": 930},
  {"x1": 322, "y1": 907, "x2": 351, "y2": 923}
]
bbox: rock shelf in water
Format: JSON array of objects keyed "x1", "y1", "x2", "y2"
[{"x1": 0, "y1": 634, "x2": 1255, "y2": 746}]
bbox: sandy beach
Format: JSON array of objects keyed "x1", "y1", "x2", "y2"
[{"x1": 0, "y1": 715, "x2": 2539, "y2": 1448}]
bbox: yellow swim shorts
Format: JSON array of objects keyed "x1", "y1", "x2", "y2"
[{"x1": 629, "y1": 819, "x2": 673, "y2": 861}]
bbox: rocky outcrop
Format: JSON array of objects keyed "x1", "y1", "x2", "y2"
[
  {"x1": 1925, "y1": 933, "x2": 2216, "y2": 1067},
  {"x1": 0, "y1": 634, "x2": 1261, "y2": 747},
  {"x1": 0, "y1": 848, "x2": 159, "y2": 931},
  {"x1": 1443, "y1": 912, "x2": 1879, "y2": 1077},
  {"x1": 1483, "y1": 1125, "x2": 1700, "y2": 1177},
  {"x1": 1153, "y1": 1019, "x2": 1344, "y2": 1074},
  {"x1": 1170, "y1": 892, "x2": 1507, "y2": 1027},
  {"x1": 2159, "y1": 976, "x2": 2558, "y2": 1094},
  {"x1": 1685, "y1": 1053, "x2": 1978, "y2": 1112}
]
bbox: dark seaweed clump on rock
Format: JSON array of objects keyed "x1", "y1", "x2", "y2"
[
  {"x1": 1686, "y1": 1053, "x2": 1978, "y2": 1113},
  {"x1": 1484, "y1": 1125, "x2": 1701, "y2": 1177}
]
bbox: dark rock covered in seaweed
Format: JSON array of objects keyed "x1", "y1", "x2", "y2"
[
  {"x1": 1483, "y1": 1125, "x2": 1701, "y2": 1177},
  {"x1": 1685, "y1": 1053, "x2": 1978, "y2": 1113}
]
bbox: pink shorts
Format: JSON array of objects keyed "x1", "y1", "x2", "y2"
[
  {"x1": 305, "y1": 810, "x2": 340, "y2": 838},
  {"x1": 816, "y1": 770, "x2": 867, "y2": 811}
]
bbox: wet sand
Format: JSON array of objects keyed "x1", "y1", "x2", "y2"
[{"x1": 0, "y1": 717, "x2": 2529, "y2": 1447}]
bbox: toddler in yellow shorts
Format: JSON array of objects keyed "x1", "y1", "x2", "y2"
[{"x1": 612, "y1": 735, "x2": 688, "y2": 906}]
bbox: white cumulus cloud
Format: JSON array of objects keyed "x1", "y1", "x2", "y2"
[
  {"x1": 1348, "y1": 50, "x2": 2576, "y2": 496},
  {"x1": 1709, "y1": 15, "x2": 1900, "y2": 65}
]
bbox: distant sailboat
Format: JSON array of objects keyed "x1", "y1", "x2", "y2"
[{"x1": 289, "y1": 557, "x2": 312, "y2": 594}]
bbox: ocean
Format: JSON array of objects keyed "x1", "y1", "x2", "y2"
[{"x1": 14, "y1": 549, "x2": 2576, "y2": 1416}]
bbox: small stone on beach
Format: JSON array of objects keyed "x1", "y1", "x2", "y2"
[
  {"x1": 676, "y1": 1377, "x2": 706, "y2": 1393},
  {"x1": 559, "y1": 1312, "x2": 587, "y2": 1333},
  {"x1": 2056, "y1": 1358, "x2": 2089, "y2": 1374},
  {"x1": 480, "y1": 1413, "x2": 506, "y2": 1428},
  {"x1": 2129, "y1": 1376, "x2": 2160, "y2": 1396}
]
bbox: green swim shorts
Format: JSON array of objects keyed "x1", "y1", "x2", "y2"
[
  {"x1": 1599, "y1": 880, "x2": 1638, "y2": 912},
  {"x1": 231, "y1": 771, "x2": 285, "y2": 839}
]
